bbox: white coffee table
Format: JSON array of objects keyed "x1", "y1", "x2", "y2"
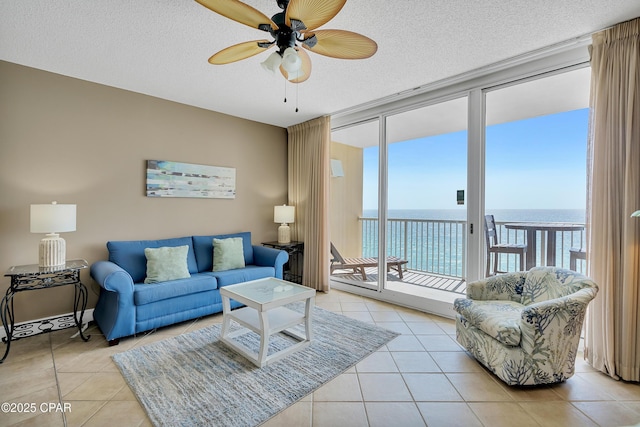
[{"x1": 219, "y1": 277, "x2": 315, "y2": 367}]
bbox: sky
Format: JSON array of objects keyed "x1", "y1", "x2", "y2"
[{"x1": 362, "y1": 108, "x2": 589, "y2": 211}]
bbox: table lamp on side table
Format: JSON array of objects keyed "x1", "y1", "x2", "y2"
[
  {"x1": 30, "y1": 201, "x2": 76, "y2": 268},
  {"x1": 274, "y1": 205, "x2": 295, "y2": 244}
]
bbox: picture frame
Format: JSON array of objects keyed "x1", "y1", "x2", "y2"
[{"x1": 146, "y1": 160, "x2": 236, "y2": 199}]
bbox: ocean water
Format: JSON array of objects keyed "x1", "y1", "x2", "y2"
[
  {"x1": 363, "y1": 209, "x2": 586, "y2": 223},
  {"x1": 359, "y1": 209, "x2": 586, "y2": 277}
]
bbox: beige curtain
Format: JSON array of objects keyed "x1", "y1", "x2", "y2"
[
  {"x1": 287, "y1": 116, "x2": 331, "y2": 292},
  {"x1": 585, "y1": 17, "x2": 640, "y2": 382}
]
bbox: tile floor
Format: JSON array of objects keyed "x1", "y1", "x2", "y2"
[{"x1": 1, "y1": 289, "x2": 639, "y2": 427}]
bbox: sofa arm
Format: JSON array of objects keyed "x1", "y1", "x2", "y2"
[
  {"x1": 466, "y1": 271, "x2": 528, "y2": 301},
  {"x1": 91, "y1": 261, "x2": 135, "y2": 294},
  {"x1": 90, "y1": 261, "x2": 136, "y2": 342},
  {"x1": 252, "y1": 245, "x2": 289, "y2": 279},
  {"x1": 519, "y1": 287, "x2": 597, "y2": 355}
]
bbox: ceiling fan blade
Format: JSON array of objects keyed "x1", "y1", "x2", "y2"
[
  {"x1": 280, "y1": 48, "x2": 312, "y2": 83},
  {"x1": 302, "y1": 29, "x2": 377, "y2": 59},
  {"x1": 209, "y1": 40, "x2": 273, "y2": 64},
  {"x1": 195, "y1": 0, "x2": 278, "y2": 31},
  {"x1": 285, "y1": 0, "x2": 346, "y2": 31}
]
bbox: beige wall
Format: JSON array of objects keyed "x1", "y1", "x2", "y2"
[
  {"x1": 330, "y1": 141, "x2": 363, "y2": 258},
  {"x1": 0, "y1": 61, "x2": 288, "y2": 322}
]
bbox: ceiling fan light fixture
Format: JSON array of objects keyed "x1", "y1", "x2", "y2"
[
  {"x1": 286, "y1": 68, "x2": 305, "y2": 81},
  {"x1": 281, "y1": 47, "x2": 302, "y2": 73},
  {"x1": 198, "y1": 0, "x2": 377, "y2": 86},
  {"x1": 261, "y1": 51, "x2": 282, "y2": 73}
]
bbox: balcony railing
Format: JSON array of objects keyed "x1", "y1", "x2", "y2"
[{"x1": 360, "y1": 217, "x2": 586, "y2": 279}]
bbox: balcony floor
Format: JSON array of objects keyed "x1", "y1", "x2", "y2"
[{"x1": 330, "y1": 267, "x2": 466, "y2": 294}]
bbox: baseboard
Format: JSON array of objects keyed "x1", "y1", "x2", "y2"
[{"x1": 0, "y1": 309, "x2": 94, "y2": 341}]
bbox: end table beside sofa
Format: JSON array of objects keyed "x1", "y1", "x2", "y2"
[{"x1": 1, "y1": 260, "x2": 91, "y2": 363}]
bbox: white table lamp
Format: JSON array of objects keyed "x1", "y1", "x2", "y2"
[
  {"x1": 30, "y1": 202, "x2": 76, "y2": 268},
  {"x1": 274, "y1": 205, "x2": 295, "y2": 244}
]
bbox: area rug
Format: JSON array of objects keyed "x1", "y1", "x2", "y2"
[{"x1": 112, "y1": 303, "x2": 400, "y2": 427}]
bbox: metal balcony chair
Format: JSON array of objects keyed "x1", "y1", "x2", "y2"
[{"x1": 485, "y1": 214, "x2": 527, "y2": 276}]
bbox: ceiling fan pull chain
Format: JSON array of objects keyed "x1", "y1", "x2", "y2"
[
  {"x1": 295, "y1": 82, "x2": 299, "y2": 113},
  {"x1": 284, "y1": 78, "x2": 287, "y2": 104}
]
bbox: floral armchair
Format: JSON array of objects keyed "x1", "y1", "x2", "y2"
[{"x1": 454, "y1": 267, "x2": 598, "y2": 386}]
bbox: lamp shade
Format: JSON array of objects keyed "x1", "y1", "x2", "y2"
[
  {"x1": 281, "y1": 48, "x2": 302, "y2": 74},
  {"x1": 261, "y1": 51, "x2": 282, "y2": 73},
  {"x1": 30, "y1": 202, "x2": 76, "y2": 233},
  {"x1": 274, "y1": 205, "x2": 295, "y2": 224}
]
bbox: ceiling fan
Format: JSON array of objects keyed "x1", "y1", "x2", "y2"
[{"x1": 195, "y1": 0, "x2": 378, "y2": 83}]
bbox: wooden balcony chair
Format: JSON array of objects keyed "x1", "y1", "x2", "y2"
[
  {"x1": 330, "y1": 243, "x2": 408, "y2": 281},
  {"x1": 485, "y1": 215, "x2": 527, "y2": 276},
  {"x1": 569, "y1": 247, "x2": 586, "y2": 271}
]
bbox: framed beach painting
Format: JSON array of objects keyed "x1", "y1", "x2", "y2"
[{"x1": 146, "y1": 160, "x2": 236, "y2": 199}]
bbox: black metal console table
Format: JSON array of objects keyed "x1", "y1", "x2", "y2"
[
  {"x1": 261, "y1": 241, "x2": 304, "y2": 284},
  {"x1": 1, "y1": 259, "x2": 91, "y2": 363}
]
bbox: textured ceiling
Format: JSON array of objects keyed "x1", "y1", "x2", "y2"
[{"x1": 1, "y1": 1, "x2": 639, "y2": 128}]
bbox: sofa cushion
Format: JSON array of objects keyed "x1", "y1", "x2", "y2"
[
  {"x1": 144, "y1": 245, "x2": 191, "y2": 283},
  {"x1": 454, "y1": 299, "x2": 524, "y2": 346},
  {"x1": 134, "y1": 273, "x2": 218, "y2": 305},
  {"x1": 193, "y1": 232, "x2": 254, "y2": 272},
  {"x1": 135, "y1": 289, "x2": 220, "y2": 323},
  {"x1": 213, "y1": 237, "x2": 246, "y2": 271},
  {"x1": 212, "y1": 265, "x2": 275, "y2": 287},
  {"x1": 108, "y1": 237, "x2": 198, "y2": 283}
]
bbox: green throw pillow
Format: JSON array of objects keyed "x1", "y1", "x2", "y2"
[
  {"x1": 144, "y1": 245, "x2": 191, "y2": 284},
  {"x1": 213, "y1": 237, "x2": 245, "y2": 271}
]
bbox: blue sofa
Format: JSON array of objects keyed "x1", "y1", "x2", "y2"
[{"x1": 90, "y1": 232, "x2": 288, "y2": 345}]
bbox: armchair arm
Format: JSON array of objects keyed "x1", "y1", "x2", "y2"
[
  {"x1": 252, "y1": 245, "x2": 289, "y2": 279},
  {"x1": 519, "y1": 287, "x2": 597, "y2": 355},
  {"x1": 466, "y1": 272, "x2": 528, "y2": 301},
  {"x1": 90, "y1": 261, "x2": 136, "y2": 342}
]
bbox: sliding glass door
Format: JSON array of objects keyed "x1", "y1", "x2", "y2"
[
  {"x1": 330, "y1": 119, "x2": 380, "y2": 290},
  {"x1": 484, "y1": 67, "x2": 590, "y2": 276},
  {"x1": 329, "y1": 48, "x2": 591, "y2": 313},
  {"x1": 383, "y1": 97, "x2": 469, "y2": 296},
  {"x1": 330, "y1": 97, "x2": 470, "y2": 297}
]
